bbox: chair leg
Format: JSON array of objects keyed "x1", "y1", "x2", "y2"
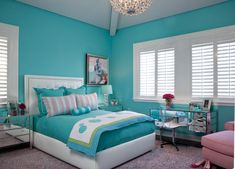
[
  {"x1": 160, "y1": 128, "x2": 179, "y2": 151},
  {"x1": 172, "y1": 128, "x2": 179, "y2": 151}
]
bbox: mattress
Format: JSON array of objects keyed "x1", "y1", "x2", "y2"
[{"x1": 34, "y1": 110, "x2": 155, "y2": 152}]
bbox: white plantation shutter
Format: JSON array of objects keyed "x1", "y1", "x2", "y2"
[
  {"x1": 217, "y1": 40, "x2": 235, "y2": 98},
  {"x1": 157, "y1": 48, "x2": 175, "y2": 96},
  {"x1": 192, "y1": 43, "x2": 214, "y2": 97},
  {"x1": 0, "y1": 36, "x2": 8, "y2": 105},
  {"x1": 139, "y1": 50, "x2": 155, "y2": 97}
]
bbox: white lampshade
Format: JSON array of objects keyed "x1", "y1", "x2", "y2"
[{"x1": 102, "y1": 85, "x2": 113, "y2": 95}]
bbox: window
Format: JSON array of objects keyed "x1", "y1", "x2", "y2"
[
  {"x1": 192, "y1": 43, "x2": 214, "y2": 97},
  {"x1": 139, "y1": 50, "x2": 155, "y2": 97},
  {"x1": 134, "y1": 47, "x2": 175, "y2": 100},
  {"x1": 157, "y1": 48, "x2": 175, "y2": 96},
  {"x1": 0, "y1": 37, "x2": 8, "y2": 105},
  {"x1": 0, "y1": 23, "x2": 19, "y2": 107},
  {"x1": 134, "y1": 25, "x2": 235, "y2": 103},
  {"x1": 217, "y1": 40, "x2": 235, "y2": 98}
]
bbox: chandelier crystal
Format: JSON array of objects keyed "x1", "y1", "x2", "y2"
[{"x1": 110, "y1": 0, "x2": 152, "y2": 16}]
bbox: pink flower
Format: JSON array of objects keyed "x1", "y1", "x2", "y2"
[
  {"x1": 19, "y1": 103, "x2": 26, "y2": 110},
  {"x1": 162, "y1": 93, "x2": 174, "y2": 100}
]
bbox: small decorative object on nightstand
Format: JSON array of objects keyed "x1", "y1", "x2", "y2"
[
  {"x1": 18, "y1": 103, "x2": 26, "y2": 115},
  {"x1": 99, "y1": 104, "x2": 123, "y2": 112},
  {"x1": 101, "y1": 85, "x2": 113, "y2": 106}
]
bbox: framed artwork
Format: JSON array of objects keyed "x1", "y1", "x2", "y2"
[
  {"x1": 86, "y1": 53, "x2": 108, "y2": 85},
  {"x1": 202, "y1": 99, "x2": 212, "y2": 111}
]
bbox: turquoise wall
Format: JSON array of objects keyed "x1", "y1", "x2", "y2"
[
  {"x1": 110, "y1": 0, "x2": 235, "y2": 131},
  {"x1": 0, "y1": 0, "x2": 234, "y2": 131},
  {"x1": 0, "y1": 0, "x2": 111, "y2": 102}
]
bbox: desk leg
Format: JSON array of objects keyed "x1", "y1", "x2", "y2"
[
  {"x1": 172, "y1": 128, "x2": 179, "y2": 151},
  {"x1": 160, "y1": 128, "x2": 163, "y2": 148}
]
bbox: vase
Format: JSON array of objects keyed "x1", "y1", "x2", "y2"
[
  {"x1": 165, "y1": 99, "x2": 172, "y2": 109},
  {"x1": 20, "y1": 109, "x2": 25, "y2": 115}
]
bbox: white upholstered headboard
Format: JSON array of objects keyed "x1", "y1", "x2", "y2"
[{"x1": 24, "y1": 75, "x2": 84, "y2": 114}]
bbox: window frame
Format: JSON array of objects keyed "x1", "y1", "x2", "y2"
[
  {"x1": 133, "y1": 25, "x2": 235, "y2": 105},
  {"x1": 0, "y1": 23, "x2": 19, "y2": 107}
]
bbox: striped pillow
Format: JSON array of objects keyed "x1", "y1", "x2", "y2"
[
  {"x1": 75, "y1": 93, "x2": 98, "y2": 110},
  {"x1": 42, "y1": 95, "x2": 77, "y2": 117}
]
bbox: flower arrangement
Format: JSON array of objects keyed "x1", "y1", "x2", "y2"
[
  {"x1": 18, "y1": 103, "x2": 26, "y2": 115},
  {"x1": 19, "y1": 103, "x2": 26, "y2": 110},
  {"x1": 162, "y1": 93, "x2": 174, "y2": 100},
  {"x1": 162, "y1": 93, "x2": 174, "y2": 109}
]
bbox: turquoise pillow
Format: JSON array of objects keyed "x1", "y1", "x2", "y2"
[
  {"x1": 64, "y1": 86, "x2": 86, "y2": 95},
  {"x1": 72, "y1": 106, "x2": 91, "y2": 116},
  {"x1": 34, "y1": 88, "x2": 65, "y2": 116}
]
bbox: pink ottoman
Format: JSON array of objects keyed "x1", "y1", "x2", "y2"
[
  {"x1": 201, "y1": 131, "x2": 234, "y2": 169},
  {"x1": 224, "y1": 121, "x2": 234, "y2": 131}
]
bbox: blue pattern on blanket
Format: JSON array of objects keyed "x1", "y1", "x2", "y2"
[{"x1": 78, "y1": 123, "x2": 87, "y2": 133}]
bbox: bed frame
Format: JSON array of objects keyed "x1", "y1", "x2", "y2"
[{"x1": 24, "y1": 75, "x2": 155, "y2": 169}]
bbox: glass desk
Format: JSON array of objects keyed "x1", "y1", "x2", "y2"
[{"x1": 150, "y1": 107, "x2": 217, "y2": 149}]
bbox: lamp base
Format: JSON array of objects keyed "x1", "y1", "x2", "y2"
[{"x1": 104, "y1": 94, "x2": 109, "y2": 106}]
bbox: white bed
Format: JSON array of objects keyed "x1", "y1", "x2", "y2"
[{"x1": 24, "y1": 75, "x2": 155, "y2": 169}]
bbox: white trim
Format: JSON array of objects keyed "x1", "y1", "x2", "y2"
[
  {"x1": 33, "y1": 131, "x2": 155, "y2": 169},
  {"x1": 0, "y1": 22, "x2": 19, "y2": 102},
  {"x1": 133, "y1": 25, "x2": 235, "y2": 103},
  {"x1": 24, "y1": 75, "x2": 84, "y2": 114},
  {"x1": 133, "y1": 97, "x2": 235, "y2": 106}
]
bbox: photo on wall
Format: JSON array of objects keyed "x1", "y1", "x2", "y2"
[{"x1": 86, "y1": 53, "x2": 108, "y2": 85}]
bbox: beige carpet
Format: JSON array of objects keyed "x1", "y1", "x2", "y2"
[{"x1": 0, "y1": 142, "x2": 211, "y2": 169}]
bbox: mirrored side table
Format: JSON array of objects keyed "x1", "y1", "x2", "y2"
[{"x1": 0, "y1": 114, "x2": 32, "y2": 151}]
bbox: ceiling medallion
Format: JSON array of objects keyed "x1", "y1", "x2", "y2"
[{"x1": 110, "y1": 0, "x2": 152, "y2": 16}]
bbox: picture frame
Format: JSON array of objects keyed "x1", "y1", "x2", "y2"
[
  {"x1": 86, "y1": 53, "x2": 108, "y2": 85},
  {"x1": 202, "y1": 99, "x2": 212, "y2": 111}
]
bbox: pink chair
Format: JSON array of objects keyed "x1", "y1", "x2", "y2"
[{"x1": 201, "y1": 121, "x2": 234, "y2": 169}]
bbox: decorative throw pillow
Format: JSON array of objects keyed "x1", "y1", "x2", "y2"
[
  {"x1": 34, "y1": 88, "x2": 65, "y2": 116},
  {"x1": 64, "y1": 85, "x2": 86, "y2": 95},
  {"x1": 75, "y1": 93, "x2": 98, "y2": 110},
  {"x1": 72, "y1": 106, "x2": 91, "y2": 116},
  {"x1": 42, "y1": 95, "x2": 77, "y2": 117}
]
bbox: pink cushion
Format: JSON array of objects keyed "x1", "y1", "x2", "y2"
[
  {"x1": 203, "y1": 147, "x2": 234, "y2": 169},
  {"x1": 224, "y1": 121, "x2": 234, "y2": 131},
  {"x1": 201, "y1": 131, "x2": 234, "y2": 157},
  {"x1": 43, "y1": 95, "x2": 77, "y2": 117},
  {"x1": 75, "y1": 93, "x2": 98, "y2": 110}
]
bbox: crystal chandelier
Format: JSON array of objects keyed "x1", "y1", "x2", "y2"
[{"x1": 110, "y1": 0, "x2": 152, "y2": 16}]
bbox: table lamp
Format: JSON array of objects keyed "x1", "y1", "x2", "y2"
[{"x1": 102, "y1": 85, "x2": 113, "y2": 106}]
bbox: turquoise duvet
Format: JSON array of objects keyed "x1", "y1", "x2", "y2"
[{"x1": 34, "y1": 110, "x2": 155, "y2": 154}]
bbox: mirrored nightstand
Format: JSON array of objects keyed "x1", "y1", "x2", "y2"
[{"x1": 0, "y1": 114, "x2": 31, "y2": 151}]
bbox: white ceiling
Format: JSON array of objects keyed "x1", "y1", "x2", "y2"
[{"x1": 17, "y1": 0, "x2": 226, "y2": 35}]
